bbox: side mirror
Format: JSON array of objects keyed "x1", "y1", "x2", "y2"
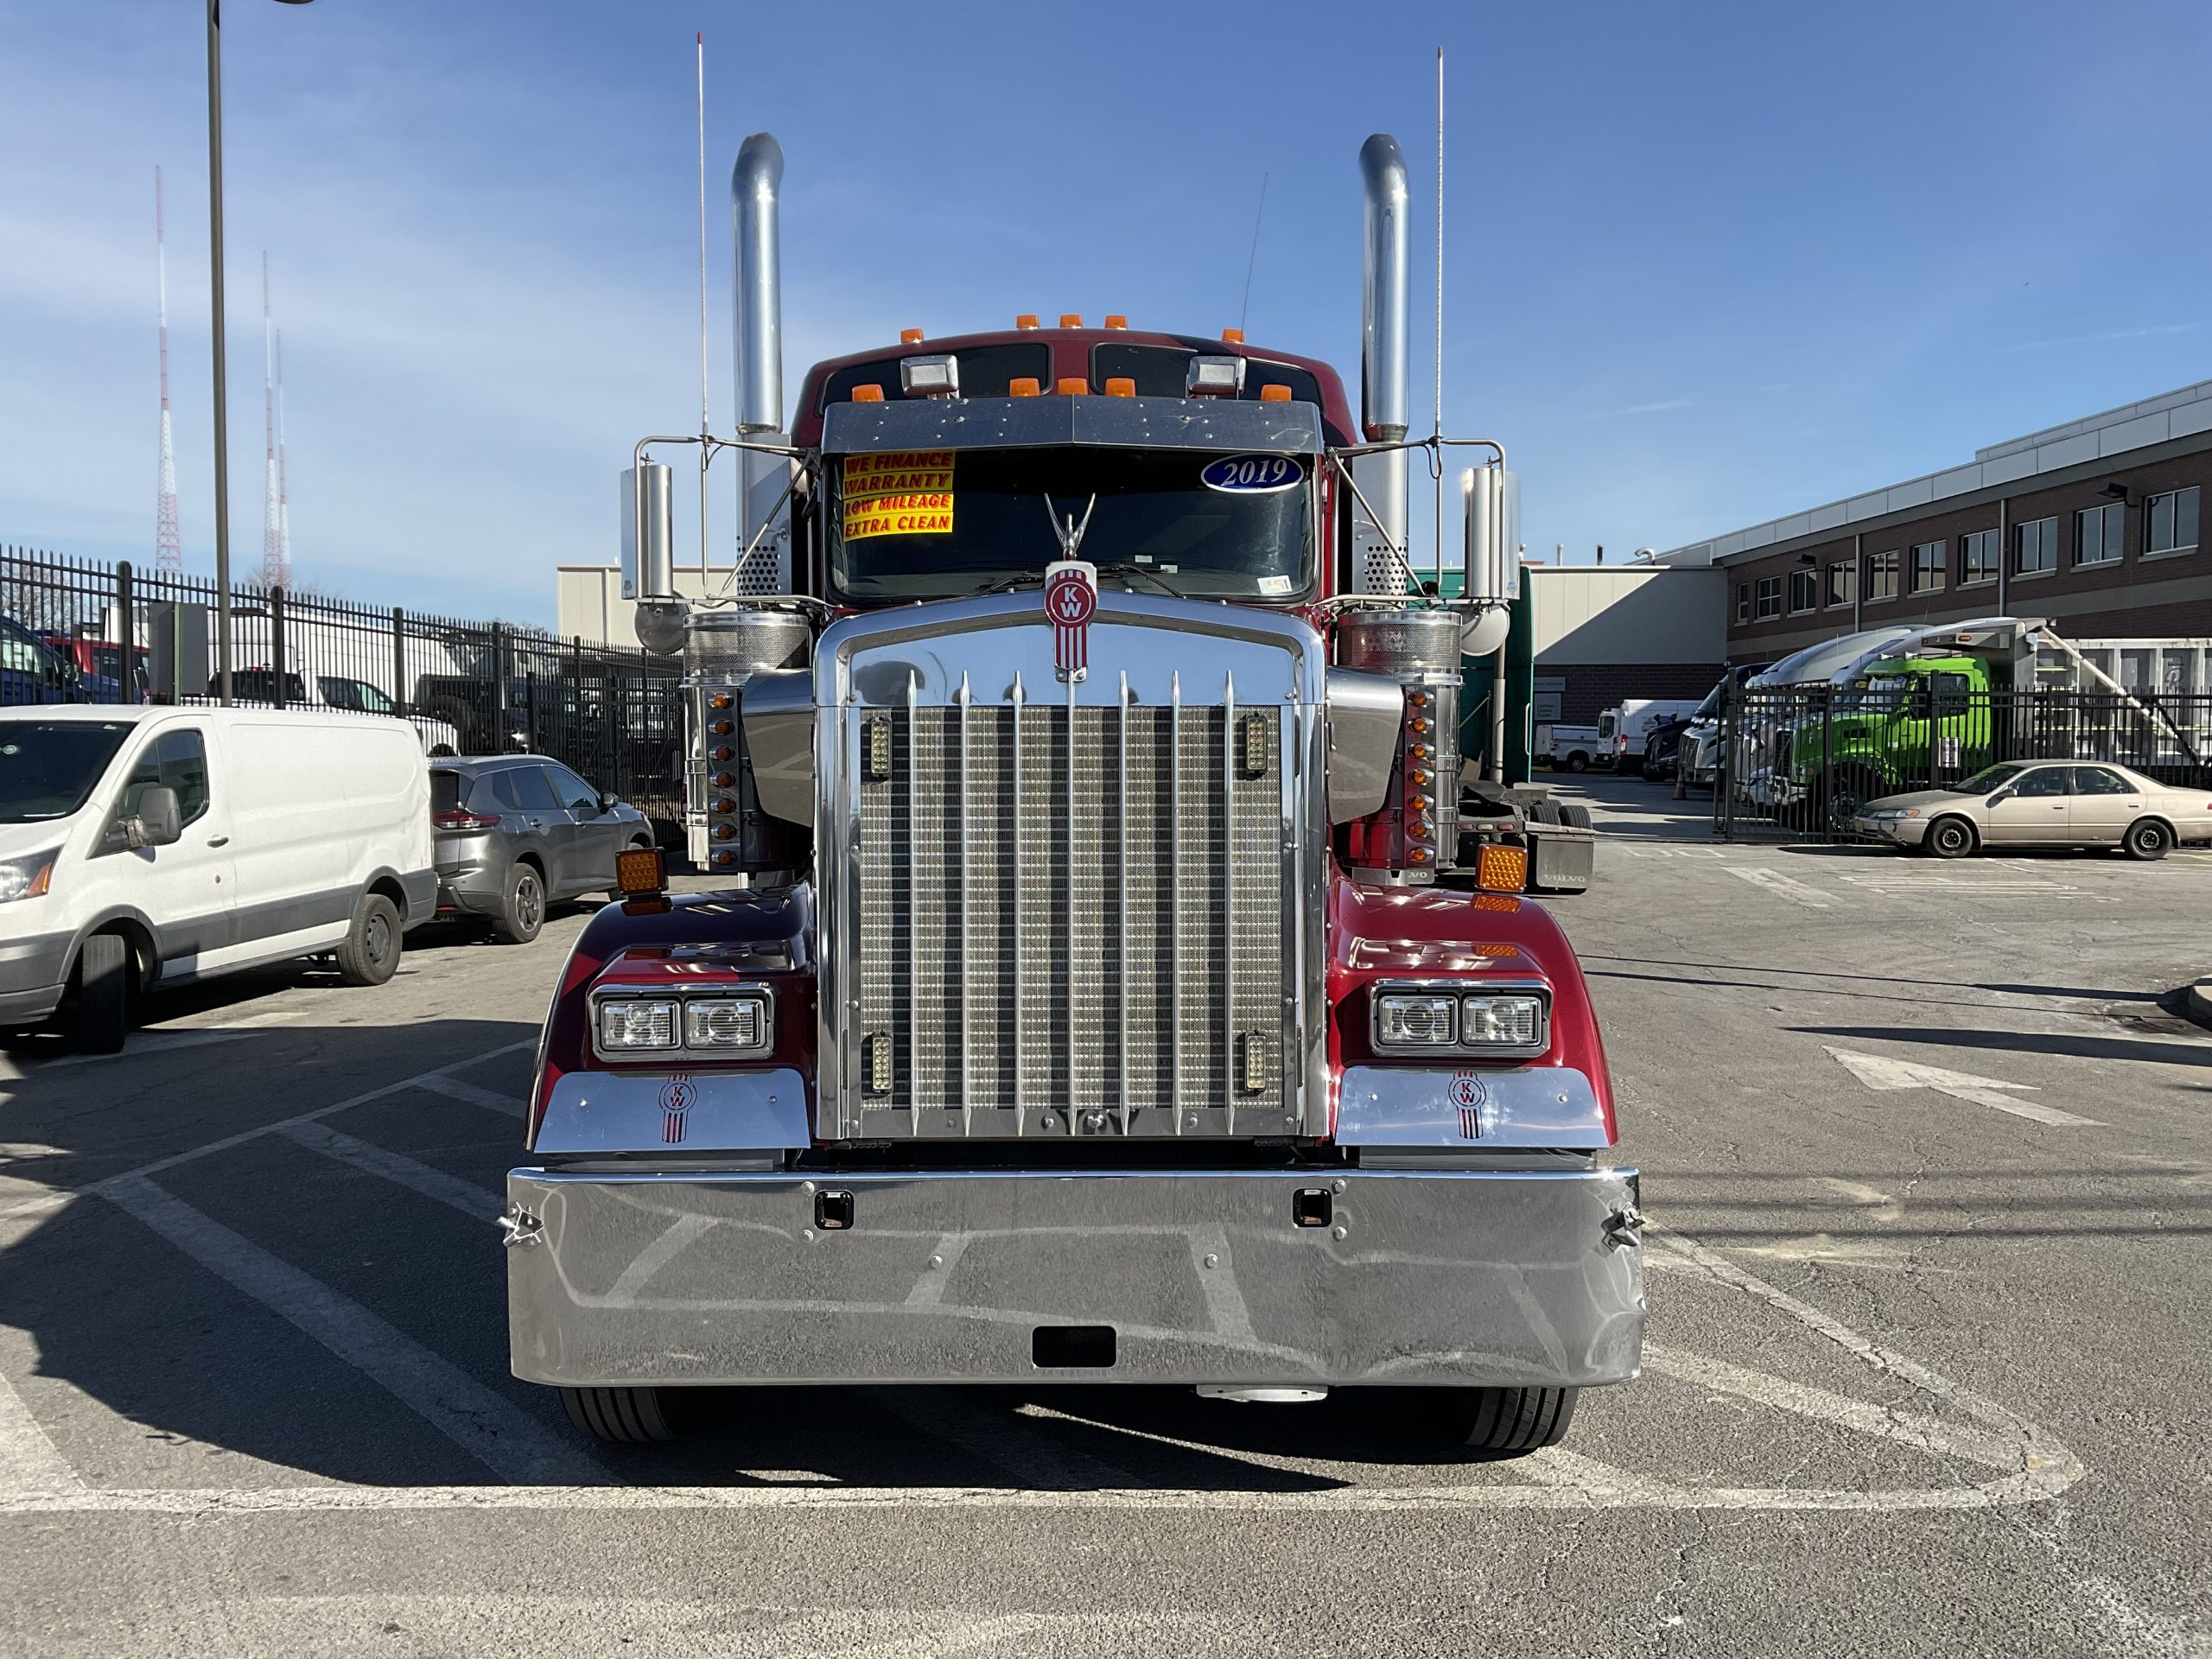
[
  {"x1": 1987, "y1": 790, "x2": 2013, "y2": 807},
  {"x1": 129, "y1": 785, "x2": 183, "y2": 849},
  {"x1": 599, "y1": 793, "x2": 620, "y2": 814}
]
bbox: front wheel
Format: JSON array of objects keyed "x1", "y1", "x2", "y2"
[
  {"x1": 1924, "y1": 815, "x2": 1976, "y2": 860},
  {"x1": 335, "y1": 893, "x2": 403, "y2": 985},
  {"x1": 1428, "y1": 1386, "x2": 1580, "y2": 1452},
  {"x1": 2124, "y1": 818, "x2": 2174, "y2": 861},
  {"x1": 494, "y1": 863, "x2": 544, "y2": 944},
  {"x1": 73, "y1": 931, "x2": 131, "y2": 1054},
  {"x1": 1564, "y1": 752, "x2": 1588, "y2": 774},
  {"x1": 561, "y1": 1385, "x2": 676, "y2": 1443}
]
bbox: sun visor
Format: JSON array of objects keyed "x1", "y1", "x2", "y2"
[{"x1": 821, "y1": 395, "x2": 1321, "y2": 456}]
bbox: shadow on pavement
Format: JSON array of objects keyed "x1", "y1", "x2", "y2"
[{"x1": 1794, "y1": 1023, "x2": 2212, "y2": 1069}]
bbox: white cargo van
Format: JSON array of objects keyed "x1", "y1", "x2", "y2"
[{"x1": 0, "y1": 706, "x2": 435, "y2": 1052}]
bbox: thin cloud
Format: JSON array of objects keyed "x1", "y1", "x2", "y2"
[
  {"x1": 2007, "y1": 322, "x2": 2199, "y2": 352},
  {"x1": 1615, "y1": 397, "x2": 1695, "y2": 416}
]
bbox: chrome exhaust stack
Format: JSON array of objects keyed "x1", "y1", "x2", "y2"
[
  {"x1": 732, "y1": 133, "x2": 792, "y2": 594},
  {"x1": 1352, "y1": 134, "x2": 1411, "y2": 595}
]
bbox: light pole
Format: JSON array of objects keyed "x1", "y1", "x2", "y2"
[{"x1": 206, "y1": 0, "x2": 312, "y2": 706}]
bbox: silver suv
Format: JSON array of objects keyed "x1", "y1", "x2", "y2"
[{"x1": 429, "y1": 755, "x2": 653, "y2": 943}]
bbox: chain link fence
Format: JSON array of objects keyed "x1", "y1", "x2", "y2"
[
  {"x1": 1713, "y1": 681, "x2": 2212, "y2": 842},
  {"x1": 0, "y1": 544, "x2": 684, "y2": 844}
]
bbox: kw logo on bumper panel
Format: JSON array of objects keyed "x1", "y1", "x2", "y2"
[
  {"x1": 1044, "y1": 559, "x2": 1098, "y2": 683},
  {"x1": 659, "y1": 1073, "x2": 696, "y2": 1144},
  {"x1": 1449, "y1": 1072, "x2": 1488, "y2": 1139}
]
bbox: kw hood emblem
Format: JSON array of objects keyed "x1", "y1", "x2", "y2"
[
  {"x1": 1045, "y1": 559, "x2": 1098, "y2": 683},
  {"x1": 659, "y1": 1072, "x2": 696, "y2": 1144}
]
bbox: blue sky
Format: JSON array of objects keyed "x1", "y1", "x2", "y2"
[{"x1": 4, "y1": 0, "x2": 2209, "y2": 624}]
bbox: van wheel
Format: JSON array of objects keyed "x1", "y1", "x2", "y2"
[
  {"x1": 73, "y1": 932, "x2": 131, "y2": 1054},
  {"x1": 1401, "y1": 1386, "x2": 1579, "y2": 1453},
  {"x1": 335, "y1": 893, "x2": 403, "y2": 986},
  {"x1": 561, "y1": 1385, "x2": 676, "y2": 1444},
  {"x1": 1924, "y1": 816, "x2": 1976, "y2": 860},
  {"x1": 495, "y1": 863, "x2": 544, "y2": 944},
  {"x1": 2124, "y1": 818, "x2": 2174, "y2": 861},
  {"x1": 1565, "y1": 752, "x2": 1588, "y2": 773}
]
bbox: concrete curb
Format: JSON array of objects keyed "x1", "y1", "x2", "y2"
[{"x1": 2185, "y1": 980, "x2": 2212, "y2": 1033}]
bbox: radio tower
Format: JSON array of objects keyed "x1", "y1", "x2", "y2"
[
  {"x1": 275, "y1": 326, "x2": 292, "y2": 582},
  {"x1": 154, "y1": 167, "x2": 183, "y2": 577},
  {"x1": 258, "y1": 253, "x2": 287, "y2": 589}
]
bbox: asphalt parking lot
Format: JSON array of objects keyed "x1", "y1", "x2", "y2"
[{"x1": 3, "y1": 784, "x2": 2209, "y2": 1657}]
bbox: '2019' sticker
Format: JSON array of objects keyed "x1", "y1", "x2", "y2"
[{"x1": 1199, "y1": 454, "x2": 1305, "y2": 494}]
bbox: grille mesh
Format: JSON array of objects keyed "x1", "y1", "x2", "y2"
[{"x1": 850, "y1": 692, "x2": 1290, "y2": 1136}]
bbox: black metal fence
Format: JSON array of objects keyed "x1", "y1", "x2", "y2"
[
  {"x1": 1, "y1": 544, "x2": 685, "y2": 842},
  {"x1": 1713, "y1": 683, "x2": 2212, "y2": 841}
]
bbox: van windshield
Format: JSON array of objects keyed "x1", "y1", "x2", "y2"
[{"x1": 0, "y1": 721, "x2": 137, "y2": 823}]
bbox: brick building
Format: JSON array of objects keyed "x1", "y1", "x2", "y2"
[{"x1": 1654, "y1": 378, "x2": 2212, "y2": 691}]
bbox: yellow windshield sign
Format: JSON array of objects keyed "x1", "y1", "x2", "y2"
[{"x1": 842, "y1": 451, "x2": 954, "y2": 540}]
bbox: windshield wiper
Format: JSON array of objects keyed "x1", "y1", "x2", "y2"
[{"x1": 1090, "y1": 562, "x2": 1184, "y2": 597}]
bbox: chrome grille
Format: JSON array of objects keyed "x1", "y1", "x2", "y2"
[{"x1": 845, "y1": 675, "x2": 1294, "y2": 1137}]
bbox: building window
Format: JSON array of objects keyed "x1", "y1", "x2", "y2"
[
  {"x1": 1961, "y1": 529, "x2": 1999, "y2": 585},
  {"x1": 1910, "y1": 540, "x2": 1945, "y2": 594},
  {"x1": 1868, "y1": 549, "x2": 1900, "y2": 601},
  {"x1": 2146, "y1": 486, "x2": 2198, "y2": 555},
  {"x1": 1735, "y1": 583, "x2": 1750, "y2": 625},
  {"x1": 2077, "y1": 500, "x2": 2124, "y2": 565},
  {"x1": 1788, "y1": 569, "x2": 1818, "y2": 613},
  {"x1": 1754, "y1": 576, "x2": 1782, "y2": 620},
  {"x1": 2015, "y1": 516, "x2": 2057, "y2": 576},
  {"x1": 1827, "y1": 558, "x2": 1857, "y2": 608}
]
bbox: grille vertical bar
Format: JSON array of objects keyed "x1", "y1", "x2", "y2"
[
  {"x1": 957, "y1": 672, "x2": 973, "y2": 1135},
  {"x1": 1222, "y1": 671, "x2": 1236, "y2": 1135},
  {"x1": 1169, "y1": 671, "x2": 1183, "y2": 1134},
  {"x1": 1010, "y1": 672, "x2": 1027, "y2": 1137}
]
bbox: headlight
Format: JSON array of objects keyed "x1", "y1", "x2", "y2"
[
  {"x1": 0, "y1": 850, "x2": 57, "y2": 904},
  {"x1": 597, "y1": 997, "x2": 677, "y2": 1052},
  {"x1": 1374, "y1": 994, "x2": 1458, "y2": 1047},
  {"x1": 1461, "y1": 995, "x2": 1543, "y2": 1048},
  {"x1": 684, "y1": 995, "x2": 769, "y2": 1052}
]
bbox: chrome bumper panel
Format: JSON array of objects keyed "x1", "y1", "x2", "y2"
[
  {"x1": 1334, "y1": 1065, "x2": 1611, "y2": 1149},
  {"x1": 505, "y1": 1165, "x2": 1644, "y2": 1389}
]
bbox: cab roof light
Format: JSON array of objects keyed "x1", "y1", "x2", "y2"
[
  {"x1": 1058, "y1": 313, "x2": 1084, "y2": 328},
  {"x1": 1103, "y1": 376, "x2": 1136, "y2": 397},
  {"x1": 1015, "y1": 314, "x2": 1040, "y2": 330},
  {"x1": 899, "y1": 354, "x2": 960, "y2": 397},
  {"x1": 1259, "y1": 383, "x2": 1293, "y2": 403},
  {"x1": 1221, "y1": 327, "x2": 1245, "y2": 344},
  {"x1": 1186, "y1": 355, "x2": 1246, "y2": 397},
  {"x1": 1055, "y1": 377, "x2": 1089, "y2": 396},
  {"x1": 849, "y1": 383, "x2": 886, "y2": 403},
  {"x1": 1007, "y1": 377, "x2": 1041, "y2": 397},
  {"x1": 899, "y1": 327, "x2": 925, "y2": 344},
  {"x1": 1103, "y1": 314, "x2": 1128, "y2": 330}
]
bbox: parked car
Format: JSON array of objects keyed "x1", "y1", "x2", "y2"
[
  {"x1": 0, "y1": 705, "x2": 435, "y2": 1052},
  {"x1": 215, "y1": 669, "x2": 461, "y2": 755},
  {"x1": 1543, "y1": 722, "x2": 1602, "y2": 772},
  {"x1": 1, "y1": 616, "x2": 92, "y2": 707},
  {"x1": 1853, "y1": 760, "x2": 2212, "y2": 860},
  {"x1": 429, "y1": 754, "x2": 654, "y2": 943}
]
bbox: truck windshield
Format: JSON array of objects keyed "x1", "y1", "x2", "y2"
[
  {"x1": 827, "y1": 446, "x2": 1313, "y2": 601},
  {"x1": 0, "y1": 721, "x2": 136, "y2": 823}
]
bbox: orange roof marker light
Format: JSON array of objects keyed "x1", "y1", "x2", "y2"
[
  {"x1": 899, "y1": 327, "x2": 925, "y2": 344},
  {"x1": 850, "y1": 383, "x2": 885, "y2": 403},
  {"x1": 1103, "y1": 377, "x2": 1136, "y2": 397},
  {"x1": 1055, "y1": 377, "x2": 1089, "y2": 396},
  {"x1": 1015, "y1": 314, "x2": 1041, "y2": 330},
  {"x1": 1259, "y1": 384, "x2": 1292, "y2": 403},
  {"x1": 1103, "y1": 314, "x2": 1129, "y2": 330},
  {"x1": 1007, "y1": 377, "x2": 1041, "y2": 397},
  {"x1": 1221, "y1": 327, "x2": 1245, "y2": 344},
  {"x1": 1059, "y1": 314, "x2": 1084, "y2": 328}
]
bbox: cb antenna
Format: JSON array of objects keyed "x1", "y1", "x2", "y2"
[
  {"x1": 696, "y1": 30, "x2": 711, "y2": 582},
  {"x1": 1433, "y1": 45, "x2": 1446, "y2": 588},
  {"x1": 1237, "y1": 171, "x2": 1268, "y2": 335}
]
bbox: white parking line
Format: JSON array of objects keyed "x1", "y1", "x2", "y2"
[
  {"x1": 414, "y1": 1073, "x2": 530, "y2": 1116},
  {"x1": 275, "y1": 1121, "x2": 503, "y2": 1224},
  {"x1": 101, "y1": 1173, "x2": 602, "y2": 1488},
  {"x1": 1726, "y1": 867, "x2": 1839, "y2": 908}
]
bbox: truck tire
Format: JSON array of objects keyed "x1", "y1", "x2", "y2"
[
  {"x1": 1559, "y1": 804, "x2": 1593, "y2": 831},
  {"x1": 495, "y1": 862, "x2": 545, "y2": 944},
  {"x1": 561, "y1": 1385, "x2": 676, "y2": 1443},
  {"x1": 1434, "y1": 1386, "x2": 1580, "y2": 1452},
  {"x1": 1527, "y1": 800, "x2": 1562, "y2": 826},
  {"x1": 334, "y1": 893, "x2": 404, "y2": 986},
  {"x1": 73, "y1": 931, "x2": 131, "y2": 1055},
  {"x1": 1821, "y1": 767, "x2": 1882, "y2": 835},
  {"x1": 1924, "y1": 815, "x2": 1976, "y2": 860},
  {"x1": 2124, "y1": 818, "x2": 2174, "y2": 861}
]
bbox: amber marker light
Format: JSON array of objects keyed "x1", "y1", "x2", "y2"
[
  {"x1": 850, "y1": 384, "x2": 885, "y2": 403},
  {"x1": 1059, "y1": 313, "x2": 1084, "y2": 328},
  {"x1": 1103, "y1": 377, "x2": 1135, "y2": 397},
  {"x1": 1103, "y1": 314, "x2": 1128, "y2": 329},
  {"x1": 1015, "y1": 314, "x2": 1040, "y2": 329},
  {"x1": 1259, "y1": 384, "x2": 1291, "y2": 402},
  {"x1": 899, "y1": 327, "x2": 924, "y2": 344},
  {"x1": 1221, "y1": 327, "x2": 1245, "y2": 344},
  {"x1": 1476, "y1": 843, "x2": 1529, "y2": 893},
  {"x1": 1007, "y1": 377, "x2": 1039, "y2": 397},
  {"x1": 1056, "y1": 377, "x2": 1089, "y2": 396},
  {"x1": 615, "y1": 847, "x2": 668, "y2": 909}
]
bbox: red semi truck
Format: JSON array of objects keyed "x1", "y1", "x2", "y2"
[{"x1": 505, "y1": 131, "x2": 1644, "y2": 1451}]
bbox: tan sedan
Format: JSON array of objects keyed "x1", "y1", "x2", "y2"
[{"x1": 1853, "y1": 760, "x2": 2212, "y2": 860}]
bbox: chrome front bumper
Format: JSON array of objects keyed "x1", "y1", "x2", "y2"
[{"x1": 505, "y1": 1165, "x2": 1644, "y2": 1389}]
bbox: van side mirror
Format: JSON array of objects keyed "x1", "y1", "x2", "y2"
[{"x1": 129, "y1": 785, "x2": 183, "y2": 849}]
